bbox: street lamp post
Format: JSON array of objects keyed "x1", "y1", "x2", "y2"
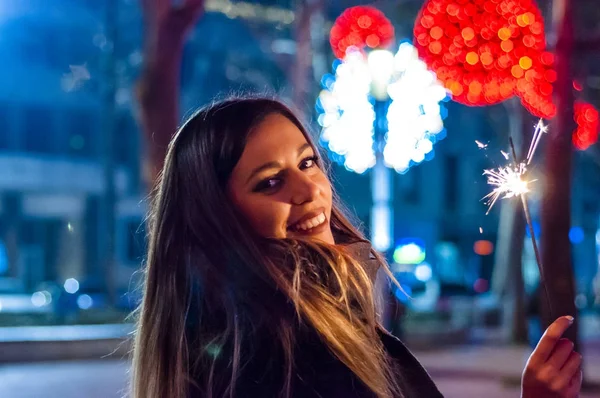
[
  {"x1": 321, "y1": 7, "x2": 448, "y2": 259},
  {"x1": 371, "y1": 98, "x2": 392, "y2": 255},
  {"x1": 368, "y1": 49, "x2": 395, "y2": 256}
]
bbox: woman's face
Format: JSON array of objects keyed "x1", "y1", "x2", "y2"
[{"x1": 228, "y1": 113, "x2": 335, "y2": 245}]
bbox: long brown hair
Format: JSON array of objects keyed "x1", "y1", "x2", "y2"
[{"x1": 131, "y1": 96, "x2": 403, "y2": 398}]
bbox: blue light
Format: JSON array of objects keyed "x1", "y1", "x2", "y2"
[
  {"x1": 77, "y1": 294, "x2": 93, "y2": 310},
  {"x1": 0, "y1": 242, "x2": 7, "y2": 275},
  {"x1": 424, "y1": 149, "x2": 435, "y2": 161},
  {"x1": 315, "y1": 97, "x2": 324, "y2": 114},
  {"x1": 525, "y1": 221, "x2": 541, "y2": 238},
  {"x1": 320, "y1": 74, "x2": 335, "y2": 91},
  {"x1": 392, "y1": 283, "x2": 412, "y2": 303},
  {"x1": 569, "y1": 227, "x2": 584, "y2": 244},
  {"x1": 332, "y1": 58, "x2": 342, "y2": 72}
]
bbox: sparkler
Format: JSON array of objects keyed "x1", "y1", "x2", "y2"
[{"x1": 482, "y1": 119, "x2": 553, "y2": 318}]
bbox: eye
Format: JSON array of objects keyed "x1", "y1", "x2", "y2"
[
  {"x1": 254, "y1": 175, "x2": 282, "y2": 193},
  {"x1": 300, "y1": 156, "x2": 319, "y2": 170}
]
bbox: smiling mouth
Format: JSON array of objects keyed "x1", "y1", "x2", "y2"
[{"x1": 288, "y1": 212, "x2": 327, "y2": 232}]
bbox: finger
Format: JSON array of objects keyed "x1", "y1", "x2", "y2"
[
  {"x1": 561, "y1": 351, "x2": 583, "y2": 380},
  {"x1": 547, "y1": 338, "x2": 575, "y2": 369},
  {"x1": 529, "y1": 316, "x2": 574, "y2": 366},
  {"x1": 552, "y1": 352, "x2": 581, "y2": 397},
  {"x1": 551, "y1": 353, "x2": 582, "y2": 397},
  {"x1": 566, "y1": 366, "x2": 583, "y2": 398}
]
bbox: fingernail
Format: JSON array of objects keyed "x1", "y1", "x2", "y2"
[{"x1": 566, "y1": 315, "x2": 574, "y2": 323}]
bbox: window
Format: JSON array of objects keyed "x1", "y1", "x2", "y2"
[{"x1": 23, "y1": 107, "x2": 56, "y2": 154}]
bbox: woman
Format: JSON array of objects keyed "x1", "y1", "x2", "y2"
[{"x1": 132, "y1": 97, "x2": 582, "y2": 398}]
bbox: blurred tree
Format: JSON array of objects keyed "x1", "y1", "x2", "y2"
[
  {"x1": 292, "y1": 0, "x2": 324, "y2": 114},
  {"x1": 540, "y1": 0, "x2": 578, "y2": 345},
  {"x1": 136, "y1": 0, "x2": 205, "y2": 187},
  {"x1": 491, "y1": 98, "x2": 529, "y2": 345}
]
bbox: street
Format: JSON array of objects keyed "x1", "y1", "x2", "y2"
[
  {"x1": 0, "y1": 359, "x2": 522, "y2": 398},
  {"x1": 1, "y1": 341, "x2": 599, "y2": 398}
]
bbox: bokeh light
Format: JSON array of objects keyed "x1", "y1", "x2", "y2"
[
  {"x1": 77, "y1": 294, "x2": 93, "y2": 310},
  {"x1": 318, "y1": 42, "x2": 448, "y2": 174},
  {"x1": 415, "y1": 262, "x2": 433, "y2": 282},
  {"x1": 63, "y1": 278, "x2": 80, "y2": 294},
  {"x1": 414, "y1": 0, "x2": 556, "y2": 118},
  {"x1": 386, "y1": 42, "x2": 448, "y2": 173},
  {"x1": 573, "y1": 101, "x2": 599, "y2": 150},
  {"x1": 317, "y1": 49, "x2": 376, "y2": 174},
  {"x1": 330, "y1": 6, "x2": 395, "y2": 59}
]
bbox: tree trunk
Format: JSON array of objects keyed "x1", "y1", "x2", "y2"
[
  {"x1": 292, "y1": 0, "x2": 324, "y2": 114},
  {"x1": 492, "y1": 99, "x2": 529, "y2": 344},
  {"x1": 540, "y1": 0, "x2": 578, "y2": 344},
  {"x1": 135, "y1": 0, "x2": 205, "y2": 188}
]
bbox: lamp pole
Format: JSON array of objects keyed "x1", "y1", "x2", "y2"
[{"x1": 368, "y1": 49, "x2": 395, "y2": 256}]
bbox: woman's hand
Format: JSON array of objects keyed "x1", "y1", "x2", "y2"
[{"x1": 521, "y1": 316, "x2": 583, "y2": 398}]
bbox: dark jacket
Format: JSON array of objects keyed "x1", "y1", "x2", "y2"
[{"x1": 190, "y1": 241, "x2": 443, "y2": 397}]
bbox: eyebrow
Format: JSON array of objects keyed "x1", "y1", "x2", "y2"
[{"x1": 246, "y1": 143, "x2": 312, "y2": 185}]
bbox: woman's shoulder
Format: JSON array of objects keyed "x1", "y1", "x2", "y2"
[{"x1": 378, "y1": 328, "x2": 445, "y2": 398}]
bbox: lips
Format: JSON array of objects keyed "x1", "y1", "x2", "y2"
[{"x1": 287, "y1": 207, "x2": 327, "y2": 231}]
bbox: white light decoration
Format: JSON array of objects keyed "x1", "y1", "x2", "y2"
[
  {"x1": 317, "y1": 41, "x2": 449, "y2": 174},
  {"x1": 415, "y1": 262, "x2": 433, "y2": 282},
  {"x1": 385, "y1": 41, "x2": 448, "y2": 173},
  {"x1": 318, "y1": 49, "x2": 376, "y2": 174}
]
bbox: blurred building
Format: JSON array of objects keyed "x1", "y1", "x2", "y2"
[
  {"x1": 0, "y1": 0, "x2": 597, "y2": 313},
  {"x1": 0, "y1": 0, "x2": 300, "y2": 298},
  {"x1": 0, "y1": 0, "x2": 144, "y2": 295}
]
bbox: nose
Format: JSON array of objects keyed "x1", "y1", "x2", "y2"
[{"x1": 289, "y1": 171, "x2": 321, "y2": 205}]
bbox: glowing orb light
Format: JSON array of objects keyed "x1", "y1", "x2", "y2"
[
  {"x1": 573, "y1": 101, "x2": 599, "y2": 150},
  {"x1": 414, "y1": 0, "x2": 556, "y2": 118},
  {"x1": 330, "y1": 6, "x2": 395, "y2": 60}
]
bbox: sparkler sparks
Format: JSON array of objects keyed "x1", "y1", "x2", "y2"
[
  {"x1": 475, "y1": 140, "x2": 488, "y2": 149},
  {"x1": 481, "y1": 119, "x2": 554, "y2": 318},
  {"x1": 482, "y1": 164, "x2": 531, "y2": 214},
  {"x1": 526, "y1": 119, "x2": 549, "y2": 165},
  {"x1": 481, "y1": 119, "x2": 547, "y2": 214}
]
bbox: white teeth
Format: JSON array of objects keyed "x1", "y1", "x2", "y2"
[{"x1": 294, "y1": 213, "x2": 326, "y2": 231}]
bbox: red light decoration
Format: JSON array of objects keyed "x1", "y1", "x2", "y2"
[
  {"x1": 330, "y1": 6, "x2": 395, "y2": 60},
  {"x1": 474, "y1": 240, "x2": 494, "y2": 256},
  {"x1": 573, "y1": 101, "x2": 599, "y2": 150},
  {"x1": 414, "y1": 0, "x2": 555, "y2": 118}
]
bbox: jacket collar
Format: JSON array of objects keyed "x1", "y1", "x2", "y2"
[{"x1": 339, "y1": 239, "x2": 380, "y2": 282}]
